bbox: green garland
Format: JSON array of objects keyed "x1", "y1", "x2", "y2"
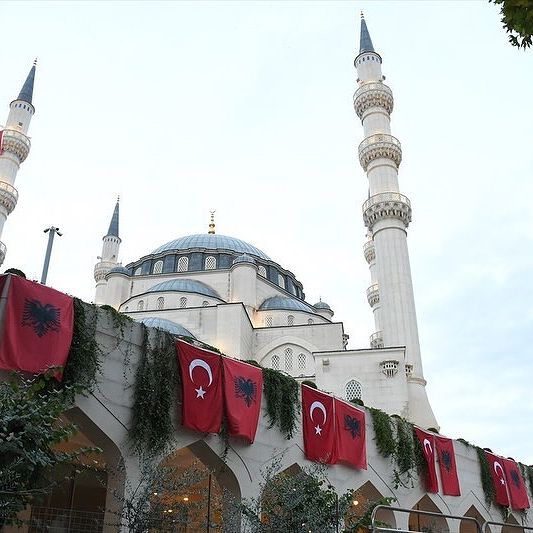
[
  {"x1": 475, "y1": 447, "x2": 496, "y2": 506},
  {"x1": 262, "y1": 368, "x2": 300, "y2": 439},
  {"x1": 369, "y1": 408, "x2": 395, "y2": 458}
]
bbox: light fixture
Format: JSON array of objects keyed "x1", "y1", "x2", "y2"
[
  {"x1": 183, "y1": 496, "x2": 189, "y2": 502},
  {"x1": 167, "y1": 509, "x2": 173, "y2": 513},
  {"x1": 353, "y1": 500, "x2": 359, "y2": 506},
  {"x1": 153, "y1": 492, "x2": 158, "y2": 496}
]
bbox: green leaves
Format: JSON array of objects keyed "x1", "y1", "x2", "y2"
[{"x1": 490, "y1": 0, "x2": 533, "y2": 49}]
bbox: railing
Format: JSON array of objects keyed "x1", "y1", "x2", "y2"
[
  {"x1": 0, "y1": 180, "x2": 18, "y2": 201},
  {"x1": 366, "y1": 283, "x2": 379, "y2": 298},
  {"x1": 353, "y1": 81, "x2": 393, "y2": 102},
  {"x1": 362, "y1": 192, "x2": 411, "y2": 213},
  {"x1": 370, "y1": 331, "x2": 383, "y2": 344},
  {"x1": 2, "y1": 127, "x2": 31, "y2": 143},
  {"x1": 363, "y1": 240, "x2": 374, "y2": 254},
  {"x1": 358, "y1": 133, "x2": 400, "y2": 153},
  {"x1": 29, "y1": 506, "x2": 104, "y2": 532}
]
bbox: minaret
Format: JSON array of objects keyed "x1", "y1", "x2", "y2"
[
  {"x1": 94, "y1": 198, "x2": 121, "y2": 304},
  {"x1": 354, "y1": 15, "x2": 437, "y2": 428},
  {"x1": 0, "y1": 62, "x2": 36, "y2": 266}
]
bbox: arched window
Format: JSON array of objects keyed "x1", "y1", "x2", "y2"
[
  {"x1": 179, "y1": 297, "x2": 187, "y2": 308},
  {"x1": 284, "y1": 348, "x2": 293, "y2": 371},
  {"x1": 258, "y1": 265, "x2": 267, "y2": 278},
  {"x1": 287, "y1": 315, "x2": 294, "y2": 326},
  {"x1": 278, "y1": 273, "x2": 285, "y2": 288},
  {"x1": 265, "y1": 316, "x2": 273, "y2": 327},
  {"x1": 153, "y1": 260, "x2": 163, "y2": 274},
  {"x1": 156, "y1": 297, "x2": 164, "y2": 310},
  {"x1": 308, "y1": 318, "x2": 314, "y2": 325},
  {"x1": 271, "y1": 355, "x2": 280, "y2": 370},
  {"x1": 205, "y1": 256, "x2": 216, "y2": 270},
  {"x1": 345, "y1": 379, "x2": 363, "y2": 401},
  {"x1": 137, "y1": 300, "x2": 144, "y2": 311},
  {"x1": 298, "y1": 353, "x2": 306, "y2": 370},
  {"x1": 177, "y1": 256, "x2": 189, "y2": 272},
  {"x1": 134, "y1": 267, "x2": 142, "y2": 276},
  {"x1": 202, "y1": 300, "x2": 209, "y2": 307}
]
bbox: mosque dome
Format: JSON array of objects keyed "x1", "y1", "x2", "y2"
[
  {"x1": 138, "y1": 317, "x2": 195, "y2": 338},
  {"x1": 259, "y1": 295, "x2": 315, "y2": 313},
  {"x1": 147, "y1": 279, "x2": 221, "y2": 299},
  {"x1": 233, "y1": 253, "x2": 256, "y2": 265},
  {"x1": 107, "y1": 266, "x2": 130, "y2": 276},
  {"x1": 314, "y1": 300, "x2": 331, "y2": 310}
]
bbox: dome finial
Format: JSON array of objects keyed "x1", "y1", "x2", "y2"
[
  {"x1": 33, "y1": 57, "x2": 38, "y2": 66},
  {"x1": 360, "y1": 10, "x2": 364, "y2": 19},
  {"x1": 208, "y1": 210, "x2": 216, "y2": 234}
]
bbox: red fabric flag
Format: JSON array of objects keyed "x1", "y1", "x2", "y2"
[
  {"x1": 485, "y1": 451, "x2": 510, "y2": 506},
  {"x1": 176, "y1": 339, "x2": 223, "y2": 434},
  {"x1": 502, "y1": 457, "x2": 530, "y2": 510},
  {"x1": 0, "y1": 275, "x2": 73, "y2": 379},
  {"x1": 435, "y1": 436, "x2": 460, "y2": 496},
  {"x1": 222, "y1": 357, "x2": 263, "y2": 443},
  {"x1": 301, "y1": 385, "x2": 337, "y2": 464},
  {"x1": 334, "y1": 398, "x2": 366, "y2": 469},
  {"x1": 414, "y1": 428, "x2": 438, "y2": 493}
]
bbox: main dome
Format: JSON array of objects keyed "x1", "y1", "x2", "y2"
[{"x1": 152, "y1": 234, "x2": 270, "y2": 260}]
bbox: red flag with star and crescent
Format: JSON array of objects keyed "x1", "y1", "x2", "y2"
[
  {"x1": 485, "y1": 451, "x2": 510, "y2": 506},
  {"x1": 222, "y1": 356, "x2": 263, "y2": 443},
  {"x1": 176, "y1": 339, "x2": 223, "y2": 433},
  {"x1": 435, "y1": 435, "x2": 460, "y2": 496},
  {"x1": 334, "y1": 398, "x2": 367, "y2": 469},
  {"x1": 414, "y1": 427, "x2": 438, "y2": 493},
  {"x1": 301, "y1": 384, "x2": 337, "y2": 464},
  {"x1": 0, "y1": 274, "x2": 74, "y2": 379},
  {"x1": 502, "y1": 457, "x2": 530, "y2": 510}
]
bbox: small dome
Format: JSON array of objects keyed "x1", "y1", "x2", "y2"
[
  {"x1": 233, "y1": 253, "x2": 256, "y2": 265},
  {"x1": 314, "y1": 300, "x2": 331, "y2": 310},
  {"x1": 259, "y1": 296, "x2": 314, "y2": 313},
  {"x1": 146, "y1": 279, "x2": 220, "y2": 299},
  {"x1": 139, "y1": 317, "x2": 195, "y2": 338},
  {"x1": 107, "y1": 266, "x2": 130, "y2": 276}
]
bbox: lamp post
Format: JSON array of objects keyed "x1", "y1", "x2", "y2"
[{"x1": 41, "y1": 226, "x2": 62, "y2": 285}]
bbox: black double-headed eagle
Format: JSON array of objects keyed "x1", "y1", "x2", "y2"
[
  {"x1": 22, "y1": 298, "x2": 61, "y2": 337},
  {"x1": 234, "y1": 377, "x2": 257, "y2": 407}
]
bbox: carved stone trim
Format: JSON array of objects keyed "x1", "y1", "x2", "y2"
[
  {"x1": 380, "y1": 359, "x2": 399, "y2": 377},
  {"x1": 353, "y1": 82, "x2": 394, "y2": 119},
  {"x1": 1, "y1": 129, "x2": 31, "y2": 162},
  {"x1": 358, "y1": 133, "x2": 402, "y2": 172},
  {"x1": 94, "y1": 260, "x2": 116, "y2": 282},
  {"x1": 370, "y1": 331, "x2": 384, "y2": 349},
  {"x1": 0, "y1": 241, "x2": 5, "y2": 266},
  {"x1": 0, "y1": 181, "x2": 18, "y2": 215},
  {"x1": 363, "y1": 239, "x2": 375, "y2": 264},
  {"x1": 405, "y1": 363, "x2": 413, "y2": 375},
  {"x1": 366, "y1": 283, "x2": 379, "y2": 308},
  {"x1": 362, "y1": 192, "x2": 412, "y2": 230}
]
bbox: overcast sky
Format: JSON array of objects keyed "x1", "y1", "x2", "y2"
[{"x1": 1, "y1": 1, "x2": 533, "y2": 463}]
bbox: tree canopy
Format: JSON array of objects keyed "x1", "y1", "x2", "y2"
[{"x1": 491, "y1": 0, "x2": 532, "y2": 49}]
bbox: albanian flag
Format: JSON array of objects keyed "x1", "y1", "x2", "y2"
[
  {"x1": 502, "y1": 457, "x2": 530, "y2": 510},
  {"x1": 334, "y1": 398, "x2": 367, "y2": 469},
  {"x1": 414, "y1": 427, "x2": 438, "y2": 493},
  {"x1": 0, "y1": 274, "x2": 73, "y2": 379},
  {"x1": 435, "y1": 436, "x2": 460, "y2": 496},
  {"x1": 176, "y1": 339, "x2": 223, "y2": 433},
  {"x1": 222, "y1": 357, "x2": 263, "y2": 443},
  {"x1": 301, "y1": 385, "x2": 337, "y2": 464},
  {"x1": 485, "y1": 451, "x2": 510, "y2": 506}
]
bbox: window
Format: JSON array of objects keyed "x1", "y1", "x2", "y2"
[
  {"x1": 202, "y1": 300, "x2": 209, "y2": 307},
  {"x1": 205, "y1": 256, "x2": 216, "y2": 270},
  {"x1": 298, "y1": 353, "x2": 306, "y2": 371},
  {"x1": 287, "y1": 315, "x2": 294, "y2": 326},
  {"x1": 345, "y1": 379, "x2": 363, "y2": 401},
  {"x1": 271, "y1": 355, "x2": 280, "y2": 370},
  {"x1": 156, "y1": 297, "x2": 164, "y2": 310},
  {"x1": 308, "y1": 318, "x2": 314, "y2": 325},
  {"x1": 179, "y1": 297, "x2": 187, "y2": 308},
  {"x1": 284, "y1": 348, "x2": 293, "y2": 371},
  {"x1": 177, "y1": 256, "x2": 189, "y2": 272},
  {"x1": 278, "y1": 274, "x2": 285, "y2": 288},
  {"x1": 137, "y1": 300, "x2": 144, "y2": 311},
  {"x1": 153, "y1": 260, "x2": 163, "y2": 274},
  {"x1": 134, "y1": 267, "x2": 142, "y2": 276},
  {"x1": 258, "y1": 265, "x2": 267, "y2": 277},
  {"x1": 265, "y1": 316, "x2": 273, "y2": 327}
]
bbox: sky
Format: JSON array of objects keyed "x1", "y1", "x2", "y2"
[{"x1": 1, "y1": 1, "x2": 533, "y2": 463}]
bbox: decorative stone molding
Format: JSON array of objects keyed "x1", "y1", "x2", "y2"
[
  {"x1": 1, "y1": 129, "x2": 31, "y2": 162},
  {"x1": 0, "y1": 241, "x2": 6, "y2": 266},
  {"x1": 358, "y1": 133, "x2": 402, "y2": 172},
  {"x1": 363, "y1": 239, "x2": 375, "y2": 264},
  {"x1": 380, "y1": 359, "x2": 399, "y2": 378},
  {"x1": 342, "y1": 334, "x2": 349, "y2": 350},
  {"x1": 353, "y1": 81, "x2": 394, "y2": 119},
  {"x1": 370, "y1": 331, "x2": 384, "y2": 349},
  {"x1": 366, "y1": 283, "x2": 379, "y2": 308},
  {"x1": 405, "y1": 363, "x2": 413, "y2": 375},
  {"x1": 0, "y1": 181, "x2": 18, "y2": 215},
  {"x1": 94, "y1": 260, "x2": 116, "y2": 282},
  {"x1": 362, "y1": 192, "x2": 412, "y2": 230}
]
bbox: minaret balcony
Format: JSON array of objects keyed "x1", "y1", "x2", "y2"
[
  {"x1": 362, "y1": 192, "x2": 412, "y2": 230},
  {"x1": 94, "y1": 260, "x2": 116, "y2": 282},
  {"x1": 370, "y1": 331, "x2": 384, "y2": 349},
  {"x1": 0, "y1": 181, "x2": 18, "y2": 215},
  {"x1": 353, "y1": 81, "x2": 394, "y2": 119},
  {"x1": 363, "y1": 239, "x2": 375, "y2": 264},
  {"x1": 358, "y1": 133, "x2": 402, "y2": 172},
  {"x1": 0, "y1": 241, "x2": 6, "y2": 266},
  {"x1": 1, "y1": 129, "x2": 31, "y2": 162},
  {"x1": 366, "y1": 283, "x2": 380, "y2": 307}
]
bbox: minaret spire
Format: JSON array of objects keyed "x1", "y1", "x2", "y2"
[
  {"x1": 359, "y1": 12, "x2": 375, "y2": 54},
  {"x1": 208, "y1": 210, "x2": 216, "y2": 234},
  {"x1": 107, "y1": 196, "x2": 120, "y2": 238},
  {"x1": 16, "y1": 61, "x2": 37, "y2": 105}
]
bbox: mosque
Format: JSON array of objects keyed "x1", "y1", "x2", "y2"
[{"x1": 1, "y1": 14, "x2": 531, "y2": 533}]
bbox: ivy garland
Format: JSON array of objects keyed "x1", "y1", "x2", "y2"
[
  {"x1": 475, "y1": 446, "x2": 496, "y2": 506},
  {"x1": 369, "y1": 407, "x2": 395, "y2": 458}
]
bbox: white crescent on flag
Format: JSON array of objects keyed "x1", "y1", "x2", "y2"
[
  {"x1": 423, "y1": 438, "x2": 433, "y2": 457},
  {"x1": 309, "y1": 401, "x2": 327, "y2": 436},
  {"x1": 189, "y1": 358, "x2": 213, "y2": 386},
  {"x1": 494, "y1": 461, "x2": 506, "y2": 485}
]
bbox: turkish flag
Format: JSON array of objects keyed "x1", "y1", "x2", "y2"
[
  {"x1": 222, "y1": 357, "x2": 263, "y2": 443},
  {"x1": 435, "y1": 436, "x2": 460, "y2": 496},
  {"x1": 0, "y1": 275, "x2": 74, "y2": 379},
  {"x1": 301, "y1": 385, "x2": 337, "y2": 464},
  {"x1": 502, "y1": 457, "x2": 530, "y2": 510},
  {"x1": 414, "y1": 428, "x2": 438, "y2": 493},
  {"x1": 176, "y1": 339, "x2": 223, "y2": 433},
  {"x1": 334, "y1": 398, "x2": 366, "y2": 469},
  {"x1": 485, "y1": 451, "x2": 510, "y2": 506}
]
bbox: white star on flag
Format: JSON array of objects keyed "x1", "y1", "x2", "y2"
[
  {"x1": 315, "y1": 425, "x2": 322, "y2": 435},
  {"x1": 195, "y1": 386, "x2": 206, "y2": 399}
]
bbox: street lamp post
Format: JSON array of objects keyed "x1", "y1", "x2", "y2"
[{"x1": 41, "y1": 226, "x2": 62, "y2": 285}]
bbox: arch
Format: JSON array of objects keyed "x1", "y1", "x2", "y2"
[
  {"x1": 297, "y1": 352, "x2": 306, "y2": 371},
  {"x1": 502, "y1": 515, "x2": 524, "y2": 533},
  {"x1": 180, "y1": 296, "x2": 187, "y2": 308},
  {"x1": 153, "y1": 260, "x2": 163, "y2": 274},
  {"x1": 344, "y1": 480, "x2": 396, "y2": 531},
  {"x1": 287, "y1": 314, "x2": 294, "y2": 326},
  {"x1": 137, "y1": 299, "x2": 144, "y2": 311},
  {"x1": 460, "y1": 505, "x2": 489, "y2": 533},
  {"x1": 202, "y1": 300, "x2": 209, "y2": 307},
  {"x1": 256, "y1": 335, "x2": 318, "y2": 365},
  {"x1": 205, "y1": 255, "x2": 217, "y2": 270},
  {"x1": 177, "y1": 256, "x2": 189, "y2": 272},
  {"x1": 408, "y1": 495, "x2": 450, "y2": 532},
  {"x1": 345, "y1": 379, "x2": 363, "y2": 401},
  {"x1": 156, "y1": 296, "x2": 164, "y2": 310},
  {"x1": 258, "y1": 265, "x2": 267, "y2": 277},
  {"x1": 284, "y1": 347, "x2": 293, "y2": 371},
  {"x1": 271, "y1": 354, "x2": 280, "y2": 370}
]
